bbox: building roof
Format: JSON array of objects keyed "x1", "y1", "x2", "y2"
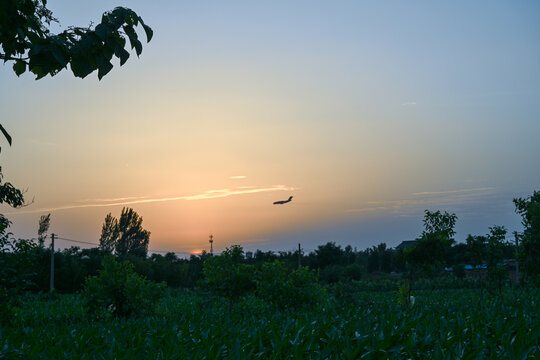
[{"x1": 395, "y1": 240, "x2": 417, "y2": 250}]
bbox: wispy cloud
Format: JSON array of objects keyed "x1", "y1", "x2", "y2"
[
  {"x1": 7, "y1": 185, "x2": 297, "y2": 215},
  {"x1": 412, "y1": 187, "x2": 495, "y2": 196},
  {"x1": 77, "y1": 196, "x2": 150, "y2": 203},
  {"x1": 401, "y1": 101, "x2": 417, "y2": 106},
  {"x1": 230, "y1": 175, "x2": 246, "y2": 179},
  {"x1": 345, "y1": 187, "x2": 497, "y2": 215}
]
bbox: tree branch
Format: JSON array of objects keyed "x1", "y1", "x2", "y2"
[{"x1": 0, "y1": 54, "x2": 29, "y2": 62}]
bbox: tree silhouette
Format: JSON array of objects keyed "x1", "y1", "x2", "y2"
[
  {"x1": 513, "y1": 191, "x2": 540, "y2": 284},
  {"x1": 313, "y1": 242, "x2": 344, "y2": 269},
  {"x1": 98, "y1": 208, "x2": 150, "y2": 257},
  {"x1": 114, "y1": 208, "x2": 150, "y2": 258},
  {"x1": 37, "y1": 213, "x2": 51, "y2": 247},
  {"x1": 99, "y1": 213, "x2": 118, "y2": 253},
  {"x1": 406, "y1": 210, "x2": 457, "y2": 278}
]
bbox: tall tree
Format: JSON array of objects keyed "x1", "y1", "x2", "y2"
[
  {"x1": 465, "y1": 234, "x2": 487, "y2": 268},
  {"x1": 99, "y1": 213, "x2": 118, "y2": 253},
  {"x1": 37, "y1": 213, "x2": 51, "y2": 247},
  {"x1": 406, "y1": 210, "x2": 457, "y2": 278},
  {"x1": 421, "y1": 210, "x2": 458, "y2": 240},
  {"x1": 313, "y1": 242, "x2": 344, "y2": 269},
  {"x1": 115, "y1": 207, "x2": 150, "y2": 257},
  {"x1": 485, "y1": 225, "x2": 508, "y2": 290},
  {"x1": 486, "y1": 225, "x2": 507, "y2": 268},
  {"x1": 513, "y1": 191, "x2": 540, "y2": 284}
]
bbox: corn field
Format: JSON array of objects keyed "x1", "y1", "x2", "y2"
[{"x1": 1, "y1": 288, "x2": 538, "y2": 359}]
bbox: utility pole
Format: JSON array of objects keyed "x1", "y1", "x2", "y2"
[
  {"x1": 209, "y1": 234, "x2": 214, "y2": 255},
  {"x1": 513, "y1": 231, "x2": 520, "y2": 282},
  {"x1": 50, "y1": 233, "x2": 55, "y2": 293},
  {"x1": 298, "y1": 243, "x2": 301, "y2": 269}
]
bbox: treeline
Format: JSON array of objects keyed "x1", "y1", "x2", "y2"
[
  {"x1": 0, "y1": 224, "x2": 525, "y2": 294},
  {"x1": 1, "y1": 191, "x2": 539, "y2": 297}
]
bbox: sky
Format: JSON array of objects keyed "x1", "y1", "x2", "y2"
[{"x1": 1, "y1": 1, "x2": 539, "y2": 255}]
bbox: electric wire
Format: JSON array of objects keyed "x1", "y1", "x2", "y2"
[{"x1": 54, "y1": 236, "x2": 198, "y2": 256}]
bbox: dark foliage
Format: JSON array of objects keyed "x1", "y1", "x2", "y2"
[
  {"x1": 82, "y1": 256, "x2": 164, "y2": 318},
  {"x1": 0, "y1": 0, "x2": 152, "y2": 80},
  {"x1": 514, "y1": 191, "x2": 540, "y2": 285}
]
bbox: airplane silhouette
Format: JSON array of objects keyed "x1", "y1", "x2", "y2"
[{"x1": 273, "y1": 196, "x2": 293, "y2": 205}]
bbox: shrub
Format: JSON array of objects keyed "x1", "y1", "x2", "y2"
[
  {"x1": 0, "y1": 286, "x2": 15, "y2": 326},
  {"x1": 201, "y1": 245, "x2": 256, "y2": 300},
  {"x1": 454, "y1": 263, "x2": 466, "y2": 279},
  {"x1": 345, "y1": 263, "x2": 364, "y2": 280},
  {"x1": 328, "y1": 281, "x2": 373, "y2": 307},
  {"x1": 396, "y1": 281, "x2": 413, "y2": 309},
  {"x1": 0, "y1": 236, "x2": 40, "y2": 292},
  {"x1": 319, "y1": 264, "x2": 346, "y2": 284},
  {"x1": 256, "y1": 260, "x2": 326, "y2": 310},
  {"x1": 82, "y1": 255, "x2": 164, "y2": 318},
  {"x1": 487, "y1": 264, "x2": 508, "y2": 294}
]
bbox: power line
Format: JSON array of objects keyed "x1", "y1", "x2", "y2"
[
  {"x1": 55, "y1": 235, "x2": 196, "y2": 256},
  {"x1": 56, "y1": 237, "x2": 99, "y2": 246}
]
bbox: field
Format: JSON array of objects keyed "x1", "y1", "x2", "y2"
[{"x1": 1, "y1": 288, "x2": 538, "y2": 359}]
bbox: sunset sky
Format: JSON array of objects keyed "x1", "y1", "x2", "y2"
[{"x1": 1, "y1": 1, "x2": 539, "y2": 255}]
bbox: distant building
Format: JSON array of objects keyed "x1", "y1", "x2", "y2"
[
  {"x1": 395, "y1": 240, "x2": 417, "y2": 251},
  {"x1": 245, "y1": 251, "x2": 253, "y2": 260}
]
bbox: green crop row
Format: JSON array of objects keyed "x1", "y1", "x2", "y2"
[{"x1": 1, "y1": 288, "x2": 538, "y2": 359}]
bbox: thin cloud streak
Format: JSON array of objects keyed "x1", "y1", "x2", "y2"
[
  {"x1": 401, "y1": 101, "x2": 417, "y2": 106},
  {"x1": 413, "y1": 187, "x2": 495, "y2": 196},
  {"x1": 77, "y1": 196, "x2": 150, "y2": 203},
  {"x1": 346, "y1": 187, "x2": 497, "y2": 215},
  {"x1": 230, "y1": 175, "x2": 247, "y2": 179},
  {"x1": 7, "y1": 185, "x2": 297, "y2": 215}
]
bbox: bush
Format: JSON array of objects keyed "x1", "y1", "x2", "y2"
[
  {"x1": 454, "y1": 263, "x2": 466, "y2": 279},
  {"x1": 396, "y1": 281, "x2": 413, "y2": 309},
  {"x1": 82, "y1": 256, "x2": 164, "y2": 318},
  {"x1": 319, "y1": 264, "x2": 346, "y2": 284},
  {"x1": 327, "y1": 281, "x2": 373, "y2": 307},
  {"x1": 0, "y1": 286, "x2": 15, "y2": 326},
  {"x1": 256, "y1": 260, "x2": 326, "y2": 310},
  {"x1": 201, "y1": 245, "x2": 256, "y2": 300},
  {"x1": 345, "y1": 263, "x2": 364, "y2": 280},
  {"x1": 0, "y1": 236, "x2": 40, "y2": 292}
]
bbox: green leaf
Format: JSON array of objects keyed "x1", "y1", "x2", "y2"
[
  {"x1": 31, "y1": 65, "x2": 47, "y2": 80},
  {"x1": 132, "y1": 38, "x2": 142, "y2": 57},
  {"x1": 124, "y1": 24, "x2": 143, "y2": 56},
  {"x1": 138, "y1": 17, "x2": 153, "y2": 42},
  {"x1": 97, "y1": 59, "x2": 113, "y2": 80},
  {"x1": 13, "y1": 60, "x2": 26, "y2": 76},
  {"x1": 0, "y1": 124, "x2": 12, "y2": 146},
  {"x1": 116, "y1": 47, "x2": 130, "y2": 66},
  {"x1": 95, "y1": 23, "x2": 112, "y2": 41},
  {"x1": 51, "y1": 47, "x2": 68, "y2": 68},
  {"x1": 70, "y1": 56, "x2": 94, "y2": 79},
  {"x1": 142, "y1": 24, "x2": 153, "y2": 43}
]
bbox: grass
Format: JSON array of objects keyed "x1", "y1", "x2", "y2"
[{"x1": 1, "y1": 288, "x2": 538, "y2": 359}]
